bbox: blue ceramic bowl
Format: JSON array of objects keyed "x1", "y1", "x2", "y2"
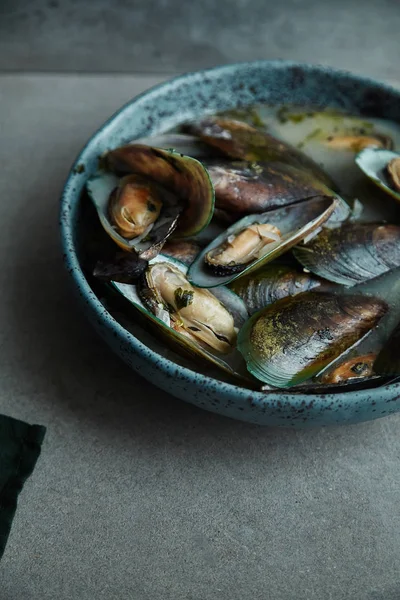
[{"x1": 60, "y1": 60, "x2": 400, "y2": 427}]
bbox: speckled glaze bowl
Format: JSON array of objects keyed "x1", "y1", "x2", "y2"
[{"x1": 60, "y1": 61, "x2": 400, "y2": 427}]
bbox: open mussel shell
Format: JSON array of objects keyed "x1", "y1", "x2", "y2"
[
  {"x1": 230, "y1": 264, "x2": 330, "y2": 315},
  {"x1": 111, "y1": 255, "x2": 249, "y2": 379},
  {"x1": 237, "y1": 292, "x2": 388, "y2": 388},
  {"x1": 183, "y1": 117, "x2": 337, "y2": 190},
  {"x1": 87, "y1": 172, "x2": 182, "y2": 260},
  {"x1": 204, "y1": 159, "x2": 338, "y2": 221},
  {"x1": 105, "y1": 144, "x2": 215, "y2": 239},
  {"x1": 188, "y1": 195, "x2": 338, "y2": 288},
  {"x1": 293, "y1": 223, "x2": 400, "y2": 286},
  {"x1": 355, "y1": 148, "x2": 400, "y2": 202}
]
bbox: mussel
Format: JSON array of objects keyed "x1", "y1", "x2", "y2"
[
  {"x1": 205, "y1": 223, "x2": 282, "y2": 275},
  {"x1": 108, "y1": 175, "x2": 163, "y2": 238},
  {"x1": 139, "y1": 261, "x2": 237, "y2": 354},
  {"x1": 87, "y1": 145, "x2": 214, "y2": 260},
  {"x1": 237, "y1": 292, "x2": 387, "y2": 387},
  {"x1": 189, "y1": 195, "x2": 338, "y2": 288},
  {"x1": 204, "y1": 159, "x2": 337, "y2": 222},
  {"x1": 183, "y1": 117, "x2": 337, "y2": 189},
  {"x1": 293, "y1": 223, "x2": 400, "y2": 286},
  {"x1": 356, "y1": 148, "x2": 400, "y2": 203},
  {"x1": 111, "y1": 255, "x2": 249, "y2": 378},
  {"x1": 230, "y1": 264, "x2": 328, "y2": 314}
]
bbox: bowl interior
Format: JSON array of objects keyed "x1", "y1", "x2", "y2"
[{"x1": 60, "y1": 61, "x2": 400, "y2": 422}]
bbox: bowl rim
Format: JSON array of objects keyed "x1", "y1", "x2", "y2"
[{"x1": 60, "y1": 59, "x2": 400, "y2": 409}]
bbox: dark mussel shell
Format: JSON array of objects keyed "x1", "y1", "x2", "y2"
[
  {"x1": 237, "y1": 292, "x2": 388, "y2": 387},
  {"x1": 161, "y1": 239, "x2": 202, "y2": 266},
  {"x1": 93, "y1": 251, "x2": 148, "y2": 284},
  {"x1": 183, "y1": 117, "x2": 337, "y2": 190},
  {"x1": 204, "y1": 159, "x2": 336, "y2": 221},
  {"x1": 87, "y1": 172, "x2": 182, "y2": 260},
  {"x1": 110, "y1": 256, "x2": 249, "y2": 381},
  {"x1": 230, "y1": 264, "x2": 329, "y2": 314},
  {"x1": 293, "y1": 223, "x2": 400, "y2": 286}
]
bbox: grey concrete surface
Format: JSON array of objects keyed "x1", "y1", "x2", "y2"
[
  {"x1": 1, "y1": 0, "x2": 400, "y2": 81},
  {"x1": 0, "y1": 74, "x2": 400, "y2": 599}
]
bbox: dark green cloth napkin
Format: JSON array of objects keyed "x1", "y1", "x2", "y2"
[{"x1": 0, "y1": 415, "x2": 46, "y2": 560}]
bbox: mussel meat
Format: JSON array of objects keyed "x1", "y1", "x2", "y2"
[
  {"x1": 320, "y1": 353, "x2": 376, "y2": 384},
  {"x1": 183, "y1": 117, "x2": 337, "y2": 189},
  {"x1": 237, "y1": 292, "x2": 387, "y2": 387},
  {"x1": 189, "y1": 195, "x2": 338, "y2": 288},
  {"x1": 230, "y1": 264, "x2": 328, "y2": 314},
  {"x1": 293, "y1": 223, "x2": 400, "y2": 286},
  {"x1": 325, "y1": 133, "x2": 393, "y2": 152},
  {"x1": 205, "y1": 223, "x2": 282, "y2": 275},
  {"x1": 87, "y1": 145, "x2": 214, "y2": 260},
  {"x1": 139, "y1": 261, "x2": 237, "y2": 354}
]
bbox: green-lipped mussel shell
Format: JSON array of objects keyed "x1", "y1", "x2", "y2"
[
  {"x1": 293, "y1": 223, "x2": 400, "y2": 286},
  {"x1": 230, "y1": 264, "x2": 327, "y2": 314},
  {"x1": 188, "y1": 195, "x2": 338, "y2": 288},
  {"x1": 183, "y1": 117, "x2": 338, "y2": 190},
  {"x1": 87, "y1": 172, "x2": 181, "y2": 260},
  {"x1": 355, "y1": 148, "x2": 400, "y2": 202},
  {"x1": 105, "y1": 145, "x2": 215, "y2": 238},
  {"x1": 237, "y1": 292, "x2": 387, "y2": 387},
  {"x1": 111, "y1": 255, "x2": 249, "y2": 380}
]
